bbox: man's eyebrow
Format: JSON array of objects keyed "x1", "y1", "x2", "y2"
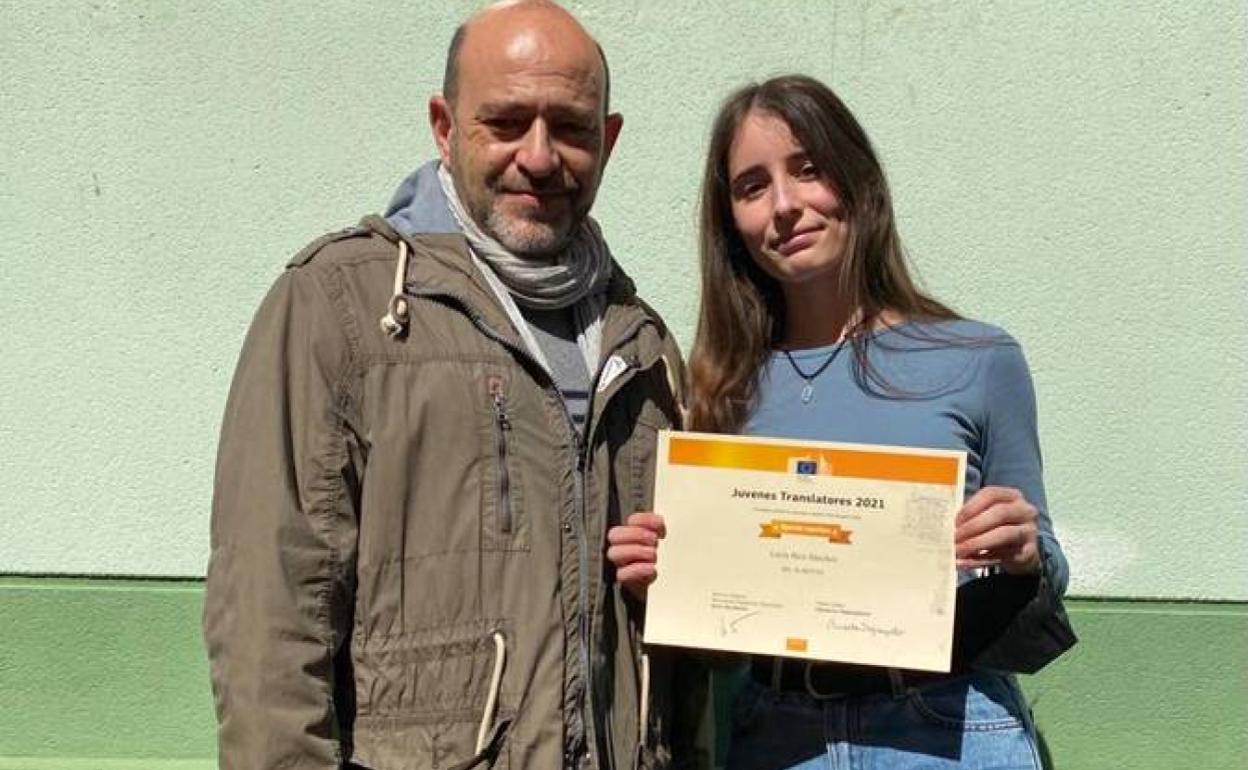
[
  {"x1": 476, "y1": 101, "x2": 597, "y2": 121},
  {"x1": 476, "y1": 101, "x2": 532, "y2": 116}
]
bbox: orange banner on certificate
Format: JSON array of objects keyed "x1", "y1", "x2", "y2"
[
  {"x1": 759, "y1": 519, "x2": 853, "y2": 544},
  {"x1": 667, "y1": 435, "x2": 960, "y2": 486}
]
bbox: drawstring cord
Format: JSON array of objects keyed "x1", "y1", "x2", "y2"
[
  {"x1": 476, "y1": 631, "x2": 507, "y2": 755},
  {"x1": 638, "y1": 651, "x2": 651, "y2": 749},
  {"x1": 446, "y1": 631, "x2": 507, "y2": 770},
  {"x1": 379, "y1": 240, "x2": 410, "y2": 337}
]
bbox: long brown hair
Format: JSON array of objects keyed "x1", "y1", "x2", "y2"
[{"x1": 688, "y1": 75, "x2": 960, "y2": 434}]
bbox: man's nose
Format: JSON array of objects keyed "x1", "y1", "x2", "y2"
[{"x1": 516, "y1": 120, "x2": 559, "y2": 178}]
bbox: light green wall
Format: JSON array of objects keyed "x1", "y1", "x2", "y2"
[
  {"x1": 1, "y1": 5, "x2": 1246, "y2": 765},
  {"x1": 2, "y1": 579, "x2": 1244, "y2": 769},
  {"x1": 0, "y1": 3, "x2": 1244, "y2": 594}
]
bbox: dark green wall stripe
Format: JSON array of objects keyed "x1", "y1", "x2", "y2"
[
  {"x1": 0, "y1": 578, "x2": 213, "y2": 764},
  {"x1": 1, "y1": 578, "x2": 1244, "y2": 769},
  {"x1": 1023, "y1": 599, "x2": 1247, "y2": 768}
]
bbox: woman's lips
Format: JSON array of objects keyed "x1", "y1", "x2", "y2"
[{"x1": 773, "y1": 227, "x2": 823, "y2": 256}]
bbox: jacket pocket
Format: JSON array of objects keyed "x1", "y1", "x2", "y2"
[
  {"x1": 480, "y1": 370, "x2": 529, "y2": 552},
  {"x1": 353, "y1": 619, "x2": 514, "y2": 769}
]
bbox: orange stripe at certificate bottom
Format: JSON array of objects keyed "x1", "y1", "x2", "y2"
[{"x1": 667, "y1": 436, "x2": 960, "y2": 487}]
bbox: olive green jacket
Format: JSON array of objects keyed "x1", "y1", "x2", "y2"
[{"x1": 205, "y1": 215, "x2": 705, "y2": 770}]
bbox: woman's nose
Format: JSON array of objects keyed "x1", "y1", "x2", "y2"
[{"x1": 771, "y1": 177, "x2": 801, "y2": 223}]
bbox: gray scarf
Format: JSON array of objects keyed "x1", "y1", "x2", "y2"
[{"x1": 437, "y1": 163, "x2": 611, "y2": 374}]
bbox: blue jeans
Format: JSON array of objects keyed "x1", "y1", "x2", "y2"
[{"x1": 725, "y1": 670, "x2": 1042, "y2": 770}]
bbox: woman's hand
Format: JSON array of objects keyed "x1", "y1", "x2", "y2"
[
  {"x1": 606, "y1": 512, "x2": 666, "y2": 601},
  {"x1": 955, "y1": 486, "x2": 1041, "y2": 575}
]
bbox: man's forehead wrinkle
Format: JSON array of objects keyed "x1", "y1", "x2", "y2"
[{"x1": 458, "y1": 46, "x2": 604, "y2": 120}]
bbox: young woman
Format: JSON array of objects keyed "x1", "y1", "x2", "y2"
[{"x1": 607, "y1": 75, "x2": 1074, "y2": 769}]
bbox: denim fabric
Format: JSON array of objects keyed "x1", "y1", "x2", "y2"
[{"x1": 725, "y1": 671, "x2": 1042, "y2": 770}]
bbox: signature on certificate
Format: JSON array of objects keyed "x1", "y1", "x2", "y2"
[
  {"x1": 825, "y1": 617, "x2": 905, "y2": 638},
  {"x1": 718, "y1": 610, "x2": 760, "y2": 637}
]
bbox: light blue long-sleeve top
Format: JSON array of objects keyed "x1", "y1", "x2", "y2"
[{"x1": 743, "y1": 319, "x2": 1069, "y2": 595}]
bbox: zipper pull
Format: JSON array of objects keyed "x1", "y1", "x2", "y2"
[
  {"x1": 495, "y1": 397, "x2": 511, "y2": 432},
  {"x1": 488, "y1": 376, "x2": 510, "y2": 430},
  {"x1": 487, "y1": 375, "x2": 513, "y2": 534}
]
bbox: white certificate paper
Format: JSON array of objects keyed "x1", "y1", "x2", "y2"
[{"x1": 643, "y1": 431, "x2": 966, "y2": 672}]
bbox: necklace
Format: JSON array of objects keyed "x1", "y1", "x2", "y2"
[{"x1": 784, "y1": 342, "x2": 846, "y2": 404}]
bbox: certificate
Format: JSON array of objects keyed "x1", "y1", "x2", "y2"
[{"x1": 643, "y1": 431, "x2": 966, "y2": 672}]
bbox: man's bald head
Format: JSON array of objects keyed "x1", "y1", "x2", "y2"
[
  {"x1": 441, "y1": 0, "x2": 611, "y2": 114},
  {"x1": 428, "y1": 0, "x2": 623, "y2": 257}
]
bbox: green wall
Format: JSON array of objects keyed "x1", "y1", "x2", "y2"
[
  {"x1": 2, "y1": 579, "x2": 1244, "y2": 769},
  {"x1": 1, "y1": 0, "x2": 1245, "y2": 767},
  {"x1": 2, "y1": 0, "x2": 1245, "y2": 598}
]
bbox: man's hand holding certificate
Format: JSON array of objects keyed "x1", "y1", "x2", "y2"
[{"x1": 642, "y1": 431, "x2": 967, "y2": 673}]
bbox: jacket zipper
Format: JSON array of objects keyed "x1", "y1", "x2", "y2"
[
  {"x1": 409, "y1": 288, "x2": 652, "y2": 768},
  {"x1": 487, "y1": 376, "x2": 513, "y2": 534},
  {"x1": 578, "y1": 328, "x2": 651, "y2": 770}
]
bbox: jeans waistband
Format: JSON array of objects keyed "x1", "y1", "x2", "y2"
[{"x1": 749, "y1": 655, "x2": 952, "y2": 699}]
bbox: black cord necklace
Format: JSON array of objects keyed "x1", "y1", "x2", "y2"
[{"x1": 783, "y1": 342, "x2": 847, "y2": 404}]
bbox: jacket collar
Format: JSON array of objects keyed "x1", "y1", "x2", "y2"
[{"x1": 360, "y1": 213, "x2": 665, "y2": 373}]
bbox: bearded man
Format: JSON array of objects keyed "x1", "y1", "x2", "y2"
[{"x1": 204, "y1": 2, "x2": 703, "y2": 768}]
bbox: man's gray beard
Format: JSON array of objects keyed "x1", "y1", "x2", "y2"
[{"x1": 479, "y1": 204, "x2": 574, "y2": 261}]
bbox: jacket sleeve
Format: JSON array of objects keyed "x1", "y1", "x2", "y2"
[
  {"x1": 955, "y1": 338, "x2": 1076, "y2": 673},
  {"x1": 204, "y1": 265, "x2": 362, "y2": 769}
]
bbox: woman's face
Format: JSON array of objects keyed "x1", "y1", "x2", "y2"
[{"x1": 726, "y1": 110, "x2": 849, "y2": 288}]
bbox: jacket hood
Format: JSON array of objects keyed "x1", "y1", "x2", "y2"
[
  {"x1": 380, "y1": 158, "x2": 643, "y2": 302},
  {"x1": 383, "y1": 160, "x2": 459, "y2": 236},
  {"x1": 377, "y1": 160, "x2": 658, "y2": 352}
]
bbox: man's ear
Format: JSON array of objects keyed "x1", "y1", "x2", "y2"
[
  {"x1": 429, "y1": 95, "x2": 454, "y2": 165},
  {"x1": 602, "y1": 112, "x2": 624, "y2": 164}
]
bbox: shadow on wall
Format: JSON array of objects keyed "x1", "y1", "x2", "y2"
[{"x1": 1038, "y1": 727, "x2": 1055, "y2": 769}]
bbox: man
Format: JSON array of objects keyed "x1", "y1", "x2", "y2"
[{"x1": 204, "y1": 2, "x2": 703, "y2": 768}]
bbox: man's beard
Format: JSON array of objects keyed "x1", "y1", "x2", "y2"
[
  {"x1": 478, "y1": 200, "x2": 578, "y2": 259},
  {"x1": 448, "y1": 136, "x2": 596, "y2": 258}
]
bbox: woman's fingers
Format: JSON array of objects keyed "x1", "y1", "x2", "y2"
[
  {"x1": 956, "y1": 522, "x2": 1034, "y2": 559},
  {"x1": 954, "y1": 487, "x2": 1041, "y2": 574},
  {"x1": 955, "y1": 496, "x2": 1036, "y2": 544},
  {"x1": 955, "y1": 556, "x2": 1000, "y2": 570},
  {"x1": 606, "y1": 542, "x2": 657, "y2": 568},
  {"x1": 607, "y1": 517, "x2": 665, "y2": 600},
  {"x1": 607, "y1": 525, "x2": 660, "y2": 548},
  {"x1": 626, "y1": 511, "x2": 667, "y2": 538},
  {"x1": 615, "y1": 562, "x2": 658, "y2": 585},
  {"x1": 955, "y1": 486, "x2": 1020, "y2": 526}
]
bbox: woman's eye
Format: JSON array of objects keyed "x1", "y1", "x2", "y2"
[
  {"x1": 737, "y1": 182, "x2": 766, "y2": 200},
  {"x1": 797, "y1": 162, "x2": 820, "y2": 179}
]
